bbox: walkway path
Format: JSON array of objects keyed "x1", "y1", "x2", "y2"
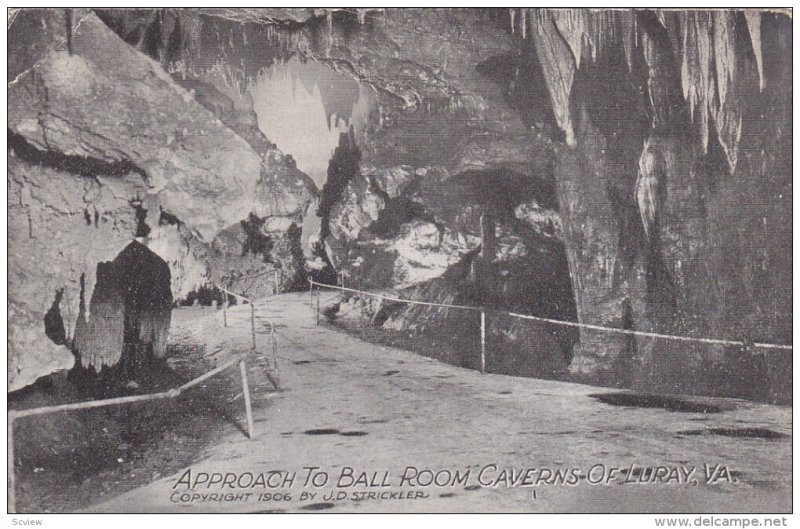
[{"x1": 88, "y1": 293, "x2": 791, "y2": 513}]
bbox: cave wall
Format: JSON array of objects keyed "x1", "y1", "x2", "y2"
[
  {"x1": 9, "y1": 8, "x2": 790, "y2": 400},
  {"x1": 93, "y1": 8, "x2": 557, "y2": 278},
  {"x1": 7, "y1": 9, "x2": 314, "y2": 391},
  {"x1": 522, "y1": 9, "x2": 792, "y2": 400}
]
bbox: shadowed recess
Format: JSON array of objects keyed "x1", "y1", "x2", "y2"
[
  {"x1": 303, "y1": 428, "x2": 340, "y2": 435},
  {"x1": 678, "y1": 428, "x2": 788, "y2": 440},
  {"x1": 590, "y1": 393, "x2": 722, "y2": 413}
]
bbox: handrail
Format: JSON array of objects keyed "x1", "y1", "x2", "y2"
[
  {"x1": 213, "y1": 282, "x2": 280, "y2": 390},
  {"x1": 8, "y1": 354, "x2": 254, "y2": 513},
  {"x1": 308, "y1": 279, "x2": 792, "y2": 352}
]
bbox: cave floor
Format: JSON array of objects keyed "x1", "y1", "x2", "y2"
[{"x1": 86, "y1": 292, "x2": 791, "y2": 513}]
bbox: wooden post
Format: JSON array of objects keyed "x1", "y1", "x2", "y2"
[
  {"x1": 239, "y1": 360, "x2": 255, "y2": 439},
  {"x1": 222, "y1": 291, "x2": 228, "y2": 328},
  {"x1": 250, "y1": 303, "x2": 257, "y2": 351},
  {"x1": 480, "y1": 310, "x2": 487, "y2": 375},
  {"x1": 341, "y1": 269, "x2": 345, "y2": 288},
  {"x1": 316, "y1": 289, "x2": 321, "y2": 325},
  {"x1": 8, "y1": 416, "x2": 15, "y2": 514},
  {"x1": 274, "y1": 270, "x2": 279, "y2": 295},
  {"x1": 272, "y1": 331, "x2": 280, "y2": 389}
]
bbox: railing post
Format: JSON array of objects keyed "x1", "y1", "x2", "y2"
[
  {"x1": 222, "y1": 291, "x2": 228, "y2": 328},
  {"x1": 274, "y1": 270, "x2": 279, "y2": 295},
  {"x1": 250, "y1": 303, "x2": 256, "y2": 351},
  {"x1": 316, "y1": 288, "x2": 321, "y2": 325},
  {"x1": 272, "y1": 330, "x2": 280, "y2": 389},
  {"x1": 8, "y1": 415, "x2": 15, "y2": 514},
  {"x1": 239, "y1": 360, "x2": 255, "y2": 439},
  {"x1": 480, "y1": 310, "x2": 487, "y2": 375}
]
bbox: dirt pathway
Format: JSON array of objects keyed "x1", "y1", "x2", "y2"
[{"x1": 87, "y1": 293, "x2": 791, "y2": 513}]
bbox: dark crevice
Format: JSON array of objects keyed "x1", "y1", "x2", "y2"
[
  {"x1": 365, "y1": 173, "x2": 445, "y2": 240},
  {"x1": 303, "y1": 428, "x2": 340, "y2": 436},
  {"x1": 591, "y1": 392, "x2": 722, "y2": 414},
  {"x1": 178, "y1": 285, "x2": 227, "y2": 307},
  {"x1": 309, "y1": 240, "x2": 338, "y2": 285},
  {"x1": 285, "y1": 222, "x2": 309, "y2": 292},
  {"x1": 677, "y1": 428, "x2": 788, "y2": 440},
  {"x1": 64, "y1": 9, "x2": 73, "y2": 55},
  {"x1": 317, "y1": 127, "x2": 361, "y2": 241},
  {"x1": 44, "y1": 288, "x2": 67, "y2": 345},
  {"x1": 446, "y1": 169, "x2": 559, "y2": 222},
  {"x1": 130, "y1": 197, "x2": 151, "y2": 238},
  {"x1": 9, "y1": 129, "x2": 148, "y2": 180},
  {"x1": 240, "y1": 213, "x2": 274, "y2": 263},
  {"x1": 158, "y1": 206, "x2": 180, "y2": 226}
]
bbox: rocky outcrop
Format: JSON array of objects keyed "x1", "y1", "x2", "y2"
[
  {"x1": 7, "y1": 10, "x2": 314, "y2": 391},
  {"x1": 518, "y1": 9, "x2": 792, "y2": 401},
  {"x1": 9, "y1": 8, "x2": 791, "y2": 403}
]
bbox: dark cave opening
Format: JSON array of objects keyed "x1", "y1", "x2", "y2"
[
  {"x1": 240, "y1": 212, "x2": 275, "y2": 263},
  {"x1": 444, "y1": 168, "x2": 559, "y2": 224},
  {"x1": 70, "y1": 241, "x2": 173, "y2": 395},
  {"x1": 179, "y1": 285, "x2": 230, "y2": 307},
  {"x1": 43, "y1": 288, "x2": 67, "y2": 346}
]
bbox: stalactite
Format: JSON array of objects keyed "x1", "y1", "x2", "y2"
[
  {"x1": 713, "y1": 99, "x2": 743, "y2": 175},
  {"x1": 712, "y1": 11, "x2": 736, "y2": 111},
  {"x1": 73, "y1": 263, "x2": 125, "y2": 371},
  {"x1": 525, "y1": 8, "x2": 763, "y2": 172},
  {"x1": 509, "y1": 8, "x2": 516, "y2": 35},
  {"x1": 620, "y1": 10, "x2": 635, "y2": 72},
  {"x1": 531, "y1": 10, "x2": 577, "y2": 147},
  {"x1": 744, "y1": 10, "x2": 764, "y2": 91},
  {"x1": 326, "y1": 11, "x2": 333, "y2": 57},
  {"x1": 635, "y1": 138, "x2": 659, "y2": 240},
  {"x1": 552, "y1": 9, "x2": 585, "y2": 68}
]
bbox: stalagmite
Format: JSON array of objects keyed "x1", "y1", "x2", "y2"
[{"x1": 72, "y1": 241, "x2": 172, "y2": 372}]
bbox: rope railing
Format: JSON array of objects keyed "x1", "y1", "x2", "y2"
[
  {"x1": 9, "y1": 285, "x2": 283, "y2": 513},
  {"x1": 215, "y1": 283, "x2": 280, "y2": 390},
  {"x1": 220, "y1": 267, "x2": 282, "y2": 294},
  {"x1": 7, "y1": 354, "x2": 253, "y2": 513},
  {"x1": 308, "y1": 278, "x2": 792, "y2": 353}
]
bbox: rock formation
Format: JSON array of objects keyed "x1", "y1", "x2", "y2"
[
  {"x1": 8, "y1": 8, "x2": 791, "y2": 402},
  {"x1": 7, "y1": 9, "x2": 314, "y2": 391}
]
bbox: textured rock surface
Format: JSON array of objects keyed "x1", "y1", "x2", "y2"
[
  {"x1": 8, "y1": 14, "x2": 261, "y2": 242},
  {"x1": 7, "y1": 10, "x2": 313, "y2": 390},
  {"x1": 8, "y1": 8, "x2": 792, "y2": 401}
]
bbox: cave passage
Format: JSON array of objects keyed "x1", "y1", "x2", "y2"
[
  {"x1": 249, "y1": 56, "x2": 377, "y2": 187},
  {"x1": 71, "y1": 241, "x2": 173, "y2": 392}
]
